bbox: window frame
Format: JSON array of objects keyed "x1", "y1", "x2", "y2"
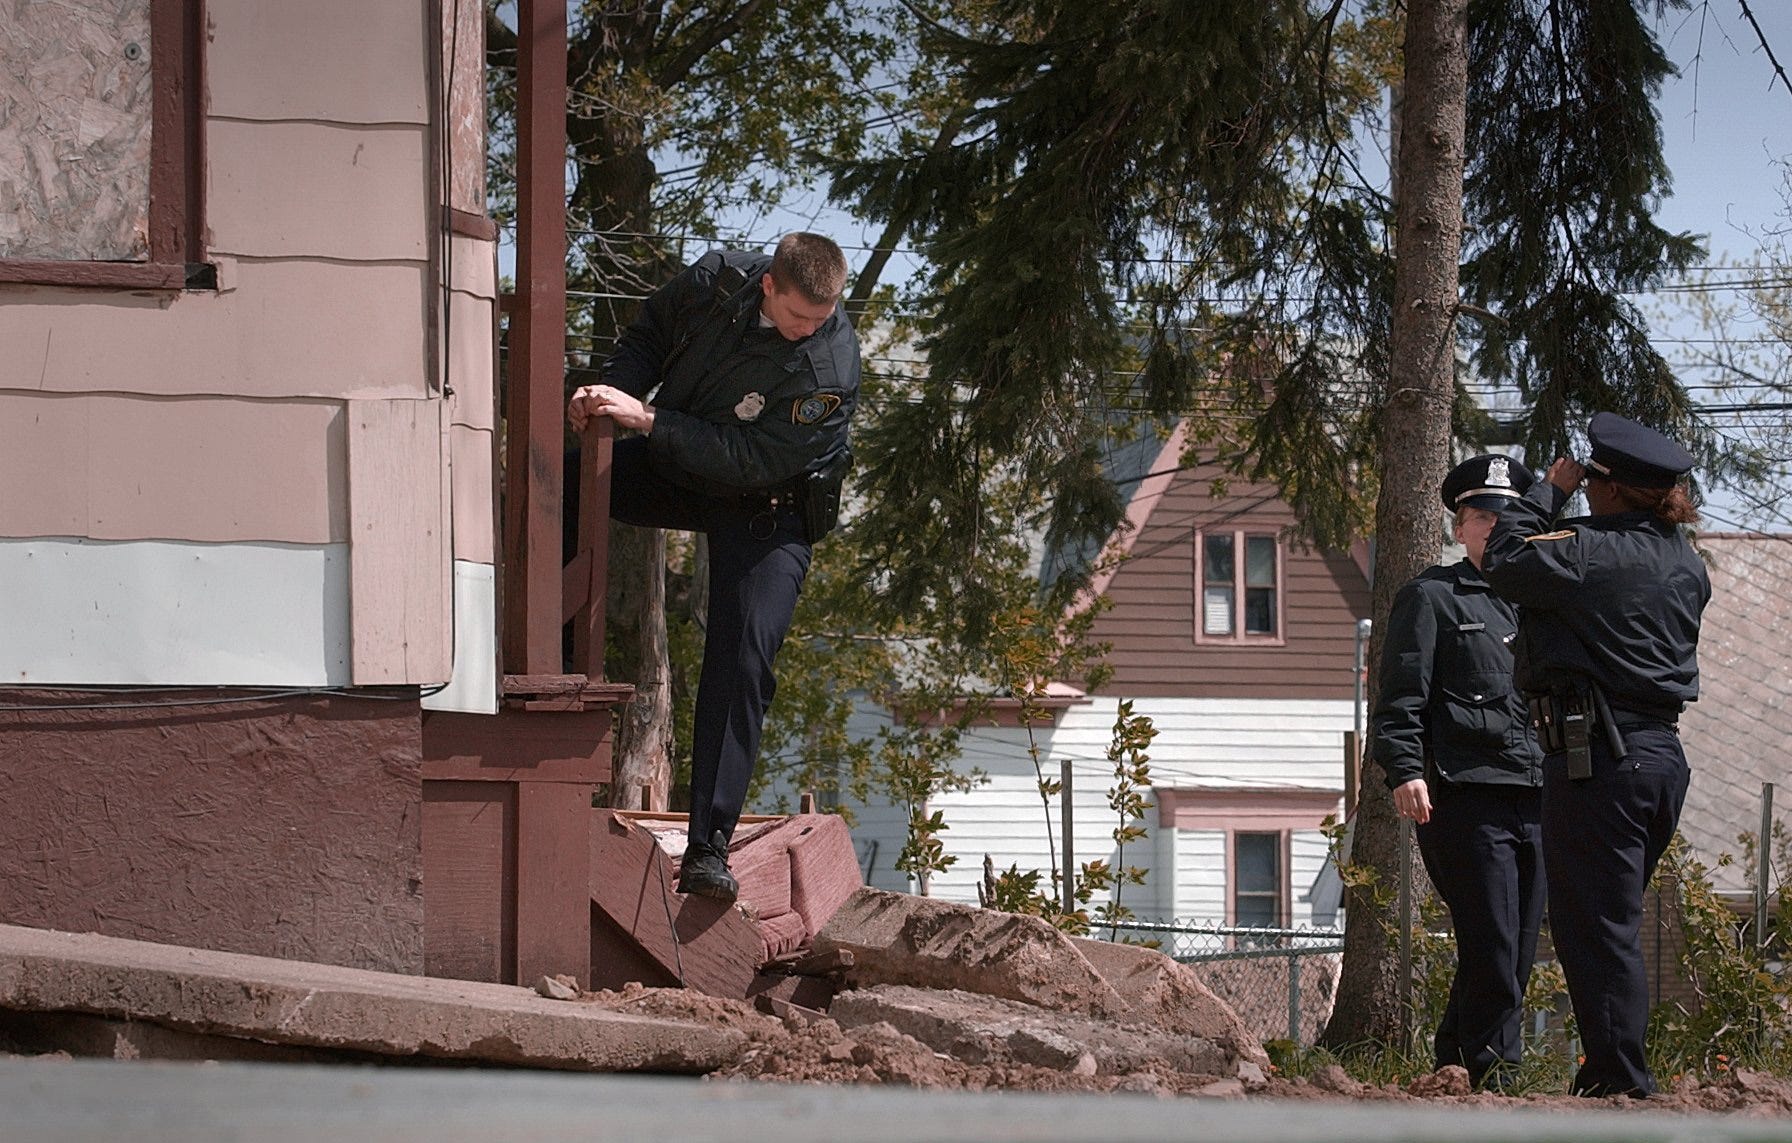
[
  {"x1": 0, "y1": 0, "x2": 206, "y2": 290},
  {"x1": 1229, "y1": 829, "x2": 1289, "y2": 935},
  {"x1": 1192, "y1": 528, "x2": 1286, "y2": 646}
]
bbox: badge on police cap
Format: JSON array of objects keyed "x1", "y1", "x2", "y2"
[
  {"x1": 792, "y1": 392, "x2": 842, "y2": 425},
  {"x1": 734, "y1": 392, "x2": 765, "y2": 422}
]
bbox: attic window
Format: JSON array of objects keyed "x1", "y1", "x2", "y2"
[
  {"x1": 1194, "y1": 530, "x2": 1284, "y2": 644},
  {"x1": 0, "y1": 0, "x2": 205, "y2": 289}
]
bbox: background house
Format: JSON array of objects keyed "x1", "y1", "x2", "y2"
[
  {"x1": 836, "y1": 421, "x2": 1373, "y2": 929},
  {"x1": 1674, "y1": 534, "x2": 1792, "y2": 906}
]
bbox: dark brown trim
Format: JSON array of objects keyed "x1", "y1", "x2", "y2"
[
  {"x1": 1, "y1": 0, "x2": 204, "y2": 291},
  {"x1": 149, "y1": 0, "x2": 205, "y2": 265},
  {"x1": 0, "y1": 260, "x2": 189, "y2": 289},
  {"x1": 446, "y1": 207, "x2": 500, "y2": 241}
]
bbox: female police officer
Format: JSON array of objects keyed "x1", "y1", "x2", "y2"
[
  {"x1": 1481, "y1": 413, "x2": 1710, "y2": 1098},
  {"x1": 1373, "y1": 454, "x2": 1544, "y2": 1090}
]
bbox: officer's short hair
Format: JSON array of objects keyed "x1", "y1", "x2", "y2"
[{"x1": 769, "y1": 233, "x2": 849, "y2": 305}]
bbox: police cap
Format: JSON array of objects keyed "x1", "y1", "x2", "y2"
[
  {"x1": 1585, "y1": 412, "x2": 1695, "y2": 489},
  {"x1": 1440, "y1": 453, "x2": 1534, "y2": 511}
]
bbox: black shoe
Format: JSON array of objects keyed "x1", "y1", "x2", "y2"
[{"x1": 677, "y1": 831, "x2": 739, "y2": 902}]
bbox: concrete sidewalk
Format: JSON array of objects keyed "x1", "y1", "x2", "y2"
[
  {"x1": 6, "y1": 1058, "x2": 1792, "y2": 1143},
  {"x1": 0, "y1": 924, "x2": 740, "y2": 1071}
]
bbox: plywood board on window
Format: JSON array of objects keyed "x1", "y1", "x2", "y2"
[
  {"x1": 207, "y1": 0, "x2": 427, "y2": 125},
  {"x1": 0, "y1": 0, "x2": 153, "y2": 261},
  {"x1": 347, "y1": 399, "x2": 450, "y2": 684},
  {"x1": 3, "y1": 260, "x2": 429, "y2": 399},
  {"x1": 208, "y1": 121, "x2": 428, "y2": 261},
  {"x1": 0, "y1": 537, "x2": 351, "y2": 685},
  {"x1": 0, "y1": 392, "x2": 345, "y2": 543}
]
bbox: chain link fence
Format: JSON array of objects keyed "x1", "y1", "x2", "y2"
[{"x1": 1098, "y1": 919, "x2": 1344, "y2": 1045}]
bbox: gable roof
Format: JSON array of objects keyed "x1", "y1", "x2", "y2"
[{"x1": 1676, "y1": 534, "x2": 1792, "y2": 899}]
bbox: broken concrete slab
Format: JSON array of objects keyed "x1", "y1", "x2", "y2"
[
  {"x1": 813, "y1": 889, "x2": 1128, "y2": 1019},
  {"x1": 1070, "y1": 936, "x2": 1269, "y2": 1065},
  {"x1": 828, "y1": 983, "x2": 1237, "y2": 1077},
  {"x1": 0, "y1": 924, "x2": 743, "y2": 1072}
]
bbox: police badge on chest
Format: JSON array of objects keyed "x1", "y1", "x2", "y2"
[{"x1": 734, "y1": 392, "x2": 765, "y2": 421}]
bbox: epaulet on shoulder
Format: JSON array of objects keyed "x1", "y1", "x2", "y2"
[{"x1": 1525, "y1": 529, "x2": 1576, "y2": 543}]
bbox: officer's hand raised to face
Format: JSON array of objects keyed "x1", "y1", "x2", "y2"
[{"x1": 1546, "y1": 456, "x2": 1585, "y2": 495}]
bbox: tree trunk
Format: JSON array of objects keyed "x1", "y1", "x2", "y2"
[
  {"x1": 1322, "y1": 0, "x2": 1468, "y2": 1051},
  {"x1": 608, "y1": 523, "x2": 673, "y2": 810}
]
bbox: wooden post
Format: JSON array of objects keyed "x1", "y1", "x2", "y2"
[
  {"x1": 1061, "y1": 757, "x2": 1075, "y2": 913},
  {"x1": 501, "y1": 0, "x2": 568, "y2": 674}
]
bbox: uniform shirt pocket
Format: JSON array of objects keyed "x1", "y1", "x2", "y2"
[{"x1": 1434, "y1": 671, "x2": 1517, "y2": 756}]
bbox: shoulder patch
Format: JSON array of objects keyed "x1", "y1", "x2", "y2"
[
  {"x1": 1525, "y1": 529, "x2": 1576, "y2": 543},
  {"x1": 792, "y1": 392, "x2": 843, "y2": 425}
]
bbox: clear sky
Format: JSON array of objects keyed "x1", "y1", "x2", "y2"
[
  {"x1": 1647, "y1": 3, "x2": 1792, "y2": 531},
  {"x1": 1654, "y1": 2, "x2": 1792, "y2": 260}
]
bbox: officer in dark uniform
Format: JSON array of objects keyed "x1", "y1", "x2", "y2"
[
  {"x1": 567, "y1": 232, "x2": 859, "y2": 902},
  {"x1": 1481, "y1": 412, "x2": 1710, "y2": 1098},
  {"x1": 1372, "y1": 454, "x2": 1545, "y2": 1089}
]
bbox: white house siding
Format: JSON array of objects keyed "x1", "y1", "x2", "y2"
[{"x1": 797, "y1": 694, "x2": 1357, "y2": 924}]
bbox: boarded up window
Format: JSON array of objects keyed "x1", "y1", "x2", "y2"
[{"x1": 0, "y1": 0, "x2": 154, "y2": 261}]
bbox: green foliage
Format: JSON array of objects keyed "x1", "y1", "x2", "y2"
[
  {"x1": 1649, "y1": 830, "x2": 1792, "y2": 1077},
  {"x1": 837, "y1": 1, "x2": 1394, "y2": 634},
  {"x1": 1092, "y1": 699, "x2": 1155, "y2": 935},
  {"x1": 977, "y1": 692, "x2": 1155, "y2": 938}
]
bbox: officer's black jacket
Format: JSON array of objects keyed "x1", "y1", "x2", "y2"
[
  {"x1": 1482, "y1": 480, "x2": 1711, "y2": 716},
  {"x1": 1373, "y1": 560, "x2": 1543, "y2": 791},
  {"x1": 602, "y1": 249, "x2": 860, "y2": 496}
]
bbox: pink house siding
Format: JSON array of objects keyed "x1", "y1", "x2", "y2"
[{"x1": 0, "y1": 0, "x2": 496, "y2": 972}]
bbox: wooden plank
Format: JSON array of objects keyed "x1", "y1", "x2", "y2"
[
  {"x1": 571, "y1": 419, "x2": 613, "y2": 677},
  {"x1": 420, "y1": 708, "x2": 612, "y2": 784},
  {"x1": 449, "y1": 424, "x2": 495, "y2": 562},
  {"x1": 442, "y1": 0, "x2": 486, "y2": 214},
  {"x1": 347, "y1": 399, "x2": 450, "y2": 684},
  {"x1": 0, "y1": 392, "x2": 345, "y2": 544},
  {"x1": 501, "y1": 0, "x2": 568, "y2": 676},
  {"x1": 150, "y1": 0, "x2": 202, "y2": 265},
  {"x1": 4, "y1": 259, "x2": 429, "y2": 400},
  {"x1": 207, "y1": 121, "x2": 428, "y2": 261},
  {"x1": 587, "y1": 810, "x2": 760, "y2": 997},
  {"x1": 515, "y1": 782, "x2": 593, "y2": 987},
  {"x1": 0, "y1": 262, "x2": 184, "y2": 289},
  {"x1": 422, "y1": 780, "x2": 516, "y2": 984},
  {"x1": 206, "y1": 0, "x2": 427, "y2": 124}
]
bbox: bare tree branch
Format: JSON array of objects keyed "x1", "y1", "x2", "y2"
[{"x1": 1738, "y1": 0, "x2": 1792, "y2": 101}]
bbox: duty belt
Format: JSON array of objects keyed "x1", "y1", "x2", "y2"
[{"x1": 1526, "y1": 684, "x2": 1630, "y2": 780}]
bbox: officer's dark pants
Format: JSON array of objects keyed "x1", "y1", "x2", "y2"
[
  {"x1": 1542, "y1": 723, "x2": 1689, "y2": 1098},
  {"x1": 1415, "y1": 781, "x2": 1545, "y2": 1086},
  {"x1": 606, "y1": 437, "x2": 812, "y2": 850}
]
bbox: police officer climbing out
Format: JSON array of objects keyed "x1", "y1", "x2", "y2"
[
  {"x1": 567, "y1": 233, "x2": 859, "y2": 903},
  {"x1": 1481, "y1": 413, "x2": 1711, "y2": 1099},
  {"x1": 1372, "y1": 454, "x2": 1545, "y2": 1091}
]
